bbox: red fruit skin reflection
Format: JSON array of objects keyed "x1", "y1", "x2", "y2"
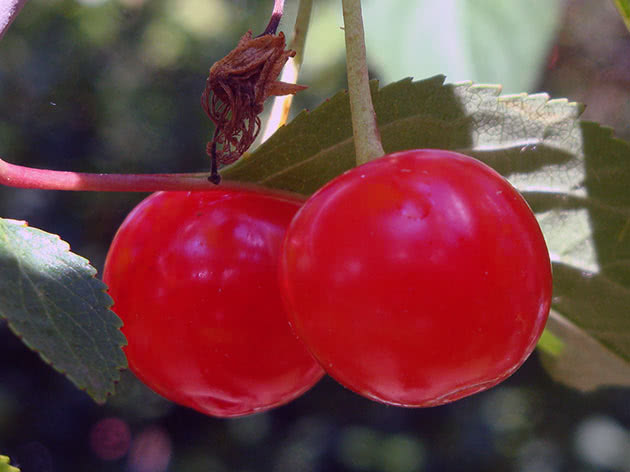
[
  {"x1": 103, "y1": 190, "x2": 324, "y2": 418},
  {"x1": 280, "y1": 150, "x2": 552, "y2": 407}
]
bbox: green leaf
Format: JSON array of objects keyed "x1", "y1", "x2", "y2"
[
  {"x1": 225, "y1": 76, "x2": 630, "y2": 386},
  {"x1": 0, "y1": 218, "x2": 127, "y2": 403},
  {"x1": 614, "y1": 0, "x2": 630, "y2": 32},
  {"x1": 225, "y1": 76, "x2": 584, "y2": 195},
  {"x1": 0, "y1": 455, "x2": 20, "y2": 472},
  {"x1": 307, "y1": 0, "x2": 562, "y2": 94},
  {"x1": 362, "y1": 0, "x2": 562, "y2": 94},
  {"x1": 536, "y1": 328, "x2": 564, "y2": 357},
  {"x1": 539, "y1": 310, "x2": 630, "y2": 391}
]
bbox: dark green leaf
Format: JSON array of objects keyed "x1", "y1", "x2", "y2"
[
  {"x1": 224, "y1": 76, "x2": 585, "y2": 196},
  {"x1": 0, "y1": 218, "x2": 127, "y2": 403},
  {"x1": 225, "y1": 76, "x2": 630, "y2": 386}
]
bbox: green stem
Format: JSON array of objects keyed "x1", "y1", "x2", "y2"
[
  {"x1": 341, "y1": 0, "x2": 384, "y2": 165},
  {"x1": 288, "y1": 0, "x2": 313, "y2": 67}
]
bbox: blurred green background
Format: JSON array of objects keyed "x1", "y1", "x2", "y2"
[{"x1": 1, "y1": 0, "x2": 629, "y2": 471}]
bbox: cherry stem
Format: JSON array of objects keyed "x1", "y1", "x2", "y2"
[
  {"x1": 0, "y1": 155, "x2": 292, "y2": 193},
  {"x1": 0, "y1": 0, "x2": 28, "y2": 40},
  {"x1": 261, "y1": 0, "x2": 285, "y2": 36},
  {"x1": 341, "y1": 0, "x2": 384, "y2": 165},
  {"x1": 261, "y1": 0, "x2": 313, "y2": 143}
]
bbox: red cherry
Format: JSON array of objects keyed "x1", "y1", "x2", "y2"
[
  {"x1": 280, "y1": 149, "x2": 552, "y2": 407},
  {"x1": 103, "y1": 189, "x2": 324, "y2": 417}
]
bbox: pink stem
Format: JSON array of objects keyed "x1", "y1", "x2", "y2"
[
  {"x1": 0, "y1": 156, "x2": 302, "y2": 197},
  {"x1": 272, "y1": 0, "x2": 284, "y2": 17},
  {"x1": 261, "y1": 0, "x2": 284, "y2": 35},
  {"x1": 0, "y1": 0, "x2": 28, "y2": 40}
]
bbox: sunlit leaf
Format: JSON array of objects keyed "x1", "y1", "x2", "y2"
[
  {"x1": 0, "y1": 219, "x2": 127, "y2": 403},
  {"x1": 363, "y1": 0, "x2": 561, "y2": 94},
  {"x1": 225, "y1": 76, "x2": 584, "y2": 196},
  {"x1": 307, "y1": 0, "x2": 561, "y2": 94},
  {"x1": 225, "y1": 76, "x2": 630, "y2": 387},
  {"x1": 539, "y1": 310, "x2": 630, "y2": 391}
]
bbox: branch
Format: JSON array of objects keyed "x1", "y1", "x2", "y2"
[
  {"x1": 0, "y1": 156, "x2": 302, "y2": 197},
  {"x1": 0, "y1": 0, "x2": 28, "y2": 40}
]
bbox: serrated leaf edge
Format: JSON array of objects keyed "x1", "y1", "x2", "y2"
[
  {"x1": 228, "y1": 76, "x2": 588, "y2": 189},
  {"x1": 0, "y1": 219, "x2": 126, "y2": 404}
]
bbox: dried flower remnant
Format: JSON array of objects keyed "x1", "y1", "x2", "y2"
[{"x1": 202, "y1": 31, "x2": 307, "y2": 184}]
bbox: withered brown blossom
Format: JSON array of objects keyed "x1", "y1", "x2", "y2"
[{"x1": 201, "y1": 30, "x2": 306, "y2": 183}]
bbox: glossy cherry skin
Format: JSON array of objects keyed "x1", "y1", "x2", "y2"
[
  {"x1": 103, "y1": 189, "x2": 324, "y2": 417},
  {"x1": 280, "y1": 149, "x2": 552, "y2": 407}
]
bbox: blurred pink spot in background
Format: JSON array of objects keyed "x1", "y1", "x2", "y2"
[
  {"x1": 89, "y1": 417, "x2": 132, "y2": 461},
  {"x1": 128, "y1": 425, "x2": 172, "y2": 472}
]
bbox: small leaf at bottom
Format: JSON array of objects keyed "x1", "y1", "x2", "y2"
[{"x1": 0, "y1": 455, "x2": 20, "y2": 472}]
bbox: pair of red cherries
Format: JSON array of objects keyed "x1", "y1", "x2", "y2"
[{"x1": 103, "y1": 149, "x2": 552, "y2": 417}]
